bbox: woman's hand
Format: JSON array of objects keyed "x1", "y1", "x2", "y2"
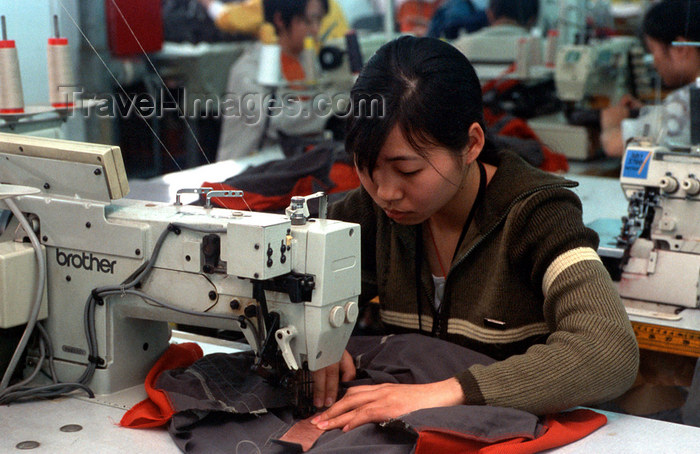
[
  {"x1": 601, "y1": 94, "x2": 643, "y2": 130},
  {"x1": 600, "y1": 94, "x2": 644, "y2": 157},
  {"x1": 310, "y1": 377, "x2": 465, "y2": 432},
  {"x1": 312, "y1": 350, "x2": 356, "y2": 409}
]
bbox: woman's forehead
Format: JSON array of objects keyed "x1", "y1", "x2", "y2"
[{"x1": 378, "y1": 125, "x2": 447, "y2": 160}]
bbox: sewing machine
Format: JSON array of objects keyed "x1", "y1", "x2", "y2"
[
  {"x1": 0, "y1": 132, "x2": 361, "y2": 415},
  {"x1": 554, "y1": 36, "x2": 641, "y2": 105},
  {"x1": 527, "y1": 37, "x2": 644, "y2": 160},
  {"x1": 615, "y1": 142, "x2": 700, "y2": 309}
]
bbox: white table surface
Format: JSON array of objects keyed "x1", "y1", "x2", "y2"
[{"x1": 2, "y1": 395, "x2": 700, "y2": 453}]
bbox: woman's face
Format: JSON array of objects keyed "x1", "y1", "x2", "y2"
[
  {"x1": 356, "y1": 125, "x2": 468, "y2": 225},
  {"x1": 280, "y1": 0, "x2": 324, "y2": 56}
]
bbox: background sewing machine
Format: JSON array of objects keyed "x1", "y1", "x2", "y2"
[
  {"x1": 0, "y1": 132, "x2": 360, "y2": 415},
  {"x1": 614, "y1": 143, "x2": 700, "y2": 313},
  {"x1": 529, "y1": 36, "x2": 648, "y2": 160}
]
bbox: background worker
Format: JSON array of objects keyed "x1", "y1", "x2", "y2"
[
  {"x1": 600, "y1": 0, "x2": 700, "y2": 157},
  {"x1": 198, "y1": 0, "x2": 349, "y2": 41},
  {"x1": 451, "y1": 0, "x2": 539, "y2": 62},
  {"x1": 212, "y1": 0, "x2": 332, "y2": 161}
]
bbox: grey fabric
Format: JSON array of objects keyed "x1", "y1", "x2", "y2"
[
  {"x1": 156, "y1": 351, "x2": 289, "y2": 415},
  {"x1": 157, "y1": 334, "x2": 544, "y2": 453},
  {"x1": 384, "y1": 406, "x2": 545, "y2": 442}
]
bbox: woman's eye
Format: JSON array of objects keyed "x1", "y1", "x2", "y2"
[{"x1": 399, "y1": 169, "x2": 420, "y2": 176}]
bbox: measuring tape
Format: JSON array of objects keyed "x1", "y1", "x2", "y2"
[{"x1": 632, "y1": 321, "x2": 700, "y2": 357}]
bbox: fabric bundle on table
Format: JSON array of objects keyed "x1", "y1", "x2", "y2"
[{"x1": 121, "y1": 334, "x2": 606, "y2": 453}]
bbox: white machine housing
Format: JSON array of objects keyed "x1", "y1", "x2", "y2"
[
  {"x1": 555, "y1": 37, "x2": 640, "y2": 103},
  {"x1": 618, "y1": 143, "x2": 700, "y2": 308},
  {"x1": 0, "y1": 132, "x2": 361, "y2": 396}
]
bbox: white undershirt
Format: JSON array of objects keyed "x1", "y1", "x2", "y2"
[{"x1": 432, "y1": 274, "x2": 446, "y2": 311}]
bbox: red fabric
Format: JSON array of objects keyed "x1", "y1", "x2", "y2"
[
  {"x1": 203, "y1": 162, "x2": 360, "y2": 211},
  {"x1": 282, "y1": 53, "x2": 306, "y2": 82},
  {"x1": 415, "y1": 409, "x2": 607, "y2": 454},
  {"x1": 120, "y1": 342, "x2": 203, "y2": 428},
  {"x1": 481, "y1": 67, "x2": 569, "y2": 173},
  {"x1": 398, "y1": 1, "x2": 443, "y2": 35},
  {"x1": 105, "y1": 0, "x2": 163, "y2": 57},
  {"x1": 484, "y1": 108, "x2": 569, "y2": 173}
]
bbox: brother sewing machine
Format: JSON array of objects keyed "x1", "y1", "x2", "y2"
[{"x1": 0, "y1": 133, "x2": 360, "y2": 416}]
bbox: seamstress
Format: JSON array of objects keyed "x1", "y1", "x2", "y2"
[
  {"x1": 311, "y1": 36, "x2": 639, "y2": 431},
  {"x1": 600, "y1": 0, "x2": 700, "y2": 157},
  {"x1": 213, "y1": 0, "x2": 331, "y2": 161},
  {"x1": 197, "y1": 0, "x2": 348, "y2": 41},
  {"x1": 451, "y1": 0, "x2": 539, "y2": 61}
]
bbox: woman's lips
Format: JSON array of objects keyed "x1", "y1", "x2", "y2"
[{"x1": 385, "y1": 209, "x2": 410, "y2": 220}]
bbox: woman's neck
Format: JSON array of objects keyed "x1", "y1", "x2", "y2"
[
  {"x1": 428, "y1": 161, "x2": 496, "y2": 233},
  {"x1": 278, "y1": 35, "x2": 301, "y2": 59},
  {"x1": 429, "y1": 162, "x2": 480, "y2": 233}
]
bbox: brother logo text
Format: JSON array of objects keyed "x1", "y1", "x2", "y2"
[{"x1": 56, "y1": 249, "x2": 117, "y2": 274}]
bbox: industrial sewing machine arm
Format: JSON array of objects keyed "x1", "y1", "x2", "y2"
[{"x1": 0, "y1": 133, "x2": 361, "y2": 416}]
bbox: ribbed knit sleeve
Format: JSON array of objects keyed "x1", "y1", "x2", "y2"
[{"x1": 456, "y1": 189, "x2": 639, "y2": 414}]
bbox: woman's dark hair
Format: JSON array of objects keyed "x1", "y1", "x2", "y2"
[
  {"x1": 346, "y1": 36, "x2": 497, "y2": 175},
  {"x1": 489, "y1": 0, "x2": 539, "y2": 27},
  {"x1": 263, "y1": 0, "x2": 329, "y2": 31},
  {"x1": 643, "y1": 0, "x2": 700, "y2": 46}
]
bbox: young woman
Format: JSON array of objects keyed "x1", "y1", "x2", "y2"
[
  {"x1": 215, "y1": 0, "x2": 330, "y2": 161},
  {"x1": 312, "y1": 36, "x2": 639, "y2": 432},
  {"x1": 601, "y1": 0, "x2": 700, "y2": 157}
]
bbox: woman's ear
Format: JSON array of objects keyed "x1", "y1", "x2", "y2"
[
  {"x1": 463, "y1": 123, "x2": 485, "y2": 166},
  {"x1": 671, "y1": 36, "x2": 697, "y2": 59}
]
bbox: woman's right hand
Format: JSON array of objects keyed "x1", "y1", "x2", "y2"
[{"x1": 311, "y1": 350, "x2": 356, "y2": 409}]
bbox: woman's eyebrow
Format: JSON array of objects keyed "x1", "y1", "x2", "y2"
[{"x1": 385, "y1": 156, "x2": 420, "y2": 162}]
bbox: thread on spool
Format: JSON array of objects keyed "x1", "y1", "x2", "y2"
[
  {"x1": 257, "y1": 43, "x2": 282, "y2": 87},
  {"x1": 0, "y1": 17, "x2": 25, "y2": 114},
  {"x1": 515, "y1": 37, "x2": 531, "y2": 78},
  {"x1": 47, "y1": 16, "x2": 75, "y2": 109},
  {"x1": 301, "y1": 36, "x2": 319, "y2": 84},
  {"x1": 544, "y1": 29, "x2": 559, "y2": 68}
]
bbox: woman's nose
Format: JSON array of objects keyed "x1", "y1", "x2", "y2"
[
  {"x1": 376, "y1": 179, "x2": 402, "y2": 202},
  {"x1": 309, "y1": 23, "x2": 321, "y2": 38}
]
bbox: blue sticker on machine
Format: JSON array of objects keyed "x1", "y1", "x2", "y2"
[{"x1": 623, "y1": 149, "x2": 652, "y2": 179}]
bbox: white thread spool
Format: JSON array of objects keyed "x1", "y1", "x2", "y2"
[
  {"x1": 515, "y1": 37, "x2": 531, "y2": 78},
  {"x1": 0, "y1": 18, "x2": 25, "y2": 114},
  {"x1": 544, "y1": 29, "x2": 559, "y2": 68},
  {"x1": 47, "y1": 37, "x2": 75, "y2": 108},
  {"x1": 47, "y1": 16, "x2": 74, "y2": 109},
  {"x1": 257, "y1": 43, "x2": 282, "y2": 87}
]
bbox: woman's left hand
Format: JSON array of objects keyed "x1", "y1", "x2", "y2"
[{"x1": 310, "y1": 377, "x2": 465, "y2": 432}]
